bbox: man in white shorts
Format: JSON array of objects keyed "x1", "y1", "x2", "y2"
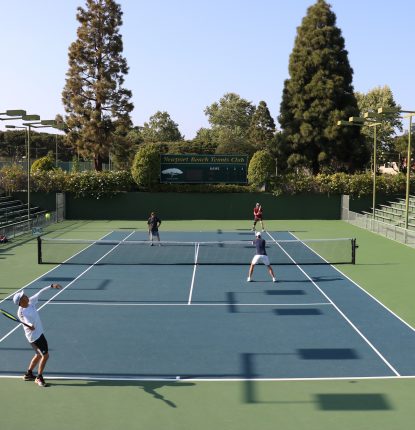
[
  {"x1": 13, "y1": 283, "x2": 62, "y2": 387},
  {"x1": 247, "y1": 231, "x2": 276, "y2": 282}
]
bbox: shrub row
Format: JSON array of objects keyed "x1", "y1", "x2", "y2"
[
  {"x1": 0, "y1": 165, "x2": 134, "y2": 198},
  {"x1": 0, "y1": 164, "x2": 413, "y2": 198},
  {"x1": 271, "y1": 172, "x2": 412, "y2": 197}
]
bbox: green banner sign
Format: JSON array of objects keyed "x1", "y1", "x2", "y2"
[{"x1": 160, "y1": 154, "x2": 248, "y2": 184}]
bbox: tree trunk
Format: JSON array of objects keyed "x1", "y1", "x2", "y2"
[{"x1": 94, "y1": 154, "x2": 103, "y2": 171}]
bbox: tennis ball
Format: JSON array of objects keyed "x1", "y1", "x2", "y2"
[{"x1": 45, "y1": 213, "x2": 51, "y2": 221}]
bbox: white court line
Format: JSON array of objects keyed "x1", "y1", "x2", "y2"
[
  {"x1": 0, "y1": 231, "x2": 136, "y2": 344},
  {"x1": 0, "y1": 230, "x2": 118, "y2": 306},
  {"x1": 187, "y1": 242, "x2": 200, "y2": 305},
  {"x1": 289, "y1": 231, "x2": 415, "y2": 334},
  {"x1": 266, "y1": 231, "x2": 401, "y2": 377},
  {"x1": 0, "y1": 374, "x2": 414, "y2": 382},
  {"x1": 48, "y1": 302, "x2": 332, "y2": 307}
]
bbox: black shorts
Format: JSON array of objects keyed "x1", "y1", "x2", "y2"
[{"x1": 31, "y1": 334, "x2": 48, "y2": 356}]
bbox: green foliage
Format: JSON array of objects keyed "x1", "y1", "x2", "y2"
[
  {"x1": 214, "y1": 128, "x2": 256, "y2": 157},
  {"x1": 0, "y1": 130, "x2": 73, "y2": 161},
  {"x1": 62, "y1": 0, "x2": 133, "y2": 171},
  {"x1": 270, "y1": 172, "x2": 412, "y2": 197},
  {"x1": 248, "y1": 101, "x2": 276, "y2": 149},
  {"x1": 278, "y1": 0, "x2": 367, "y2": 173},
  {"x1": 31, "y1": 152, "x2": 55, "y2": 173},
  {"x1": 0, "y1": 130, "x2": 26, "y2": 159},
  {"x1": 64, "y1": 170, "x2": 134, "y2": 198},
  {"x1": 355, "y1": 86, "x2": 403, "y2": 153},
  {"x1": 131, "y1": 144, "x2": 160, "y2": 189},
  {"x1": 0, "y1": 164, "x2": 26, "y2": 193},
  {"x1": 205, "y1": 93, "x2": 255, "y2": 132},
  {"x1": 31, "y1": 170, "x2": 134, "y2": 198},
  {"x1": 132, "y1": 141, "x2": 217, "y2": 156},
  {"x1": 392, "y1": 133, "x2": 412, "y2": 160},
  {"x1": 286, "y1": 153, "x2": 310, "y2": 171},
  {"x1": 0, "y1": 160, "x2": 415, "y2": 199},
  {"x1": 248, "y1": 150, "x2": 276, "y2": 187},
  {"x1": 150, "y1": 183, "x2": 254, "y2": 193},
  {"x1": 71, "y1": 156, "x2": 80, "y2": 172},
  {"x1": 193, "y1": 128, "x2": 215, "y2": 147},
  {"x1": 163, "y1": 141, "x2": 217, "y2": 154},
  {"x1": 141, "y1": 111, "x2": 183, "y2": 142},
  {"x1": 32, "y1": 170, "x2": 68, "y2": 193}
]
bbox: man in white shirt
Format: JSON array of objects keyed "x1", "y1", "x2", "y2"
[{"x1": 13, "y1": 284, "x2": 61, "y2": 387}]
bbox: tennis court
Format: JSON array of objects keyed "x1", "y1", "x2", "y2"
[{"x1": 1, "y1": 228, "x2": 414, "y2": 382}]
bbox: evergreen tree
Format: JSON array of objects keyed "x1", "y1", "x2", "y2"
[
  {"x1": 278, "y1": 0, "x2": 367, "y2": 173},
  {"x1": 62, "y1": 0, "x2": 133, "y2": 171},
  {"x1": 248, "y1": 101, "x2": 276, "y2": 149}
]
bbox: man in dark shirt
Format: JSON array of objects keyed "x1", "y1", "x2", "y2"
[
  {"x1": 147, "y1": 211, "x2": 162, "y2": 245},
  {"x1": 247, "y1": 232, "x2": 276, "y2": 282}
]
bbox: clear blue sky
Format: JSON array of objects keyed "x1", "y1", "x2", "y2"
[{"x1": 1, "y1": 0, "x2": 414, "y2": 139}]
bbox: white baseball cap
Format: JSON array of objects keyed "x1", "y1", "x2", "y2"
[
  {"x1": 13, "y1": 290, "x2": 25, "y2": 306},
  {"x1": 255, "y1": 231, "x2": 261, "y2": 237}
]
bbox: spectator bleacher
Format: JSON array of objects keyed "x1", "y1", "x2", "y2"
[
  {"x1": 362, "y1": 195, "x2": 415, "y2": 230},
  {"x1": 0, "y1": 194, "x2": 47, "y2": 227}
]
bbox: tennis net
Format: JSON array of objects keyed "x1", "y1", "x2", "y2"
[{"x1": 37, "y1": 236, "x2": 357, "y2": 265}]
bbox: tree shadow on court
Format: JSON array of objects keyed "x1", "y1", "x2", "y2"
[{"x1": 49, "y1": 379, "x2": 195, "y2": 408}]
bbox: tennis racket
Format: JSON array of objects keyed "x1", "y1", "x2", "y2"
[{"x1": 0, "y1": 309, "x2": 33, "y2": 329}]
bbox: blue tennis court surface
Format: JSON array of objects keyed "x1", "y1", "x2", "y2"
[{"x1": 1, "y1": 230, "x2": 415, "y2": 381}]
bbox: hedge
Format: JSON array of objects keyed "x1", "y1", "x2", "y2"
[{"x1": 0, "y1": 164, "x2": 413, "y2": 198}]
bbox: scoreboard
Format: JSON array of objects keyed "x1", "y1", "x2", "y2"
[{"x1": 160, "y1": 154, "x2": 248, "y2": 184}]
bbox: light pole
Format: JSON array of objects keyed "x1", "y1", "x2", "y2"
[
  {"x1": 378, "y1": 107, "x2": 415, "y2": 229},
  {"x1": 1, "y1": 111, "x2": 40, "y2": 219},
  {"x1": 0, "y1": 110, "x2": 26, "y2": 122},
  {"x1": 7, "y1": 119, "x2": 54, "y2": 219},
  {"x1": 337, "y1": 115, "x2": 382, "y2": 220},
  {"x1": 0, "y1": 110, "x2": 40, "y2": 122},
  {"x1": 21, "y1": 120, "x2": 59, "y2": 220}
]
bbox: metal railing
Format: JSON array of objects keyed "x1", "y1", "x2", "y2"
[
  {"x1": 0, "y1": 211, "x2": 56, "y2": 239},
  {"x1": 341, "y1": 206, "x2": 415, "y2": 247}
]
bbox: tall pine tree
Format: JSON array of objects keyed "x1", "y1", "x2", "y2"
[
  {"x1": 62, "y1": 0, "x2": 133, "y2": 171},
  {"x1": 278, "y1": 0, "x2": 367, "y2": 173}
]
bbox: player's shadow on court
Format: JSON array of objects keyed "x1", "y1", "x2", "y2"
[{"x1": 50, "y1": 379, "x2": 195, "y2": 408}]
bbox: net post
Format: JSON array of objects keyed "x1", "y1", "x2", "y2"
[
  {"x1": 351, "y1": 238, "x2": 357, "y2": 264},
  {"x1": 37, "y1": 235, "x2": 42, "y2": 264}
]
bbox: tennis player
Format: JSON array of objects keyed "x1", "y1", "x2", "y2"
[
  {"x1": 13, "y1": 283, "x2": 62, "y2": 387},
  {"x1": 147, "y1": 211, "x2": 162, "y2": 245},
  {"x1": 252, "y1": 203, "x2": 265, "y2": 232},
  {"x1": 247, "y1": 232, "x2": 276, "y2": 282}
]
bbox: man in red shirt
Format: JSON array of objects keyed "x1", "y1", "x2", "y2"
[{"x1": 252, "y1": 203, "x2": 265, "y2": 232}]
